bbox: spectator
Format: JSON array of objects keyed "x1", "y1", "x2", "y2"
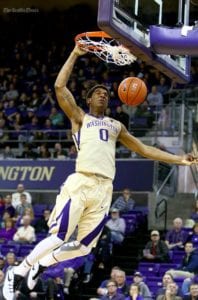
[
  {"x1": 167, "y1": 242, "x2": 198, "y2": 279},
  {"x1": 183, "y1": 283, "x2": 198, "y2": 300},
  {"x1": 147, "y1": 85, "x2": 163, "y2": 110},
  {"x1": 156, "y1": 273, "x2": 175, "y2": 297},
  {"x1": 182, "y1": 276, "x2": 198, "y2": 296},
  {"x1": 49, "y1": 107, "x2": 64, "y2": 128},
  {"x1": 190, "y1": 200, "x2": 198, "y2": 223},
  {"x1": 3, "y1": 194, "x2": 15, "y2": 218},
  {"x1": 0, "y1": 256, "x2": 5, "y2": 271},
  {"x1": 20, "y1": 143, "x2": 38, "y2": 159},
  {"x1": 12, "y1": 183, "x2": 32, "y2": 208},
  {"x1": 114, "y1": 270, "x2": 129, "y2": 296},
  {"x1": 111, "y1": 189, "x2": 135, "y2": 213},
  {"x1": 34, "y1": 209, "x2": 51, "y2": 233},
  {"x1": 3, "y1": 252, "x2": 18, "y2": 273},
  {"x1": 13, "y1": 215, "x2": 36, "y2": 243},
  {"x1": 97, "y1": 266, "x2": 121, "y2": 297},
  {"x1": 100, "y1": 279, "x2": 125, "y2": 300},
  {"x1": 125, "y1": 283, "x2": 144, "y2": 300},
  {"x1": 68, "y1": 144, "x2": 77, "y2": 159},
  {"x1": 0, "y1": 270, "x2": 5, "y2": 300},
  {"x1": 37, "y1": 143, "x2": 51, "y2": 159},
  {"x1": 156, "y1": 282, "x2": 182, "y2": 300},
  {"x1": 165, "y1": 217, "x2": 188, "y2": 250},
  {"x1": 2, "y1": 145, "x2": 15, "y2": 159},
  {"x1": 142, "y1": 230, "x2": 170, "y2": 262},
  {"x1": 132, "y1": 271, "x2": 152, "y2": 300},
  {"x1": 105, "y1": 208, "x2": 126, "y2": 244},
  {"x1": 45, "y1": 277, "x2": 64, "y2": 300},
  {"x1": 15, "y1": 277, "x2": 46, "y2": 300},
  {"x1": 15, "y1": 193, "x2": 33, "y2": 218},
  {"x1": 52, "y1": 142, "x2": 68, "y2": 159},
  {"x1": 0, "y1": 218, "x2": 16, "y2": 243},
  {"x1": 114, "y1": 106, "x2": 129, "y2": 129},
  {"x1": 188, "y1": 223, "x2": 198, "y2": 248}
]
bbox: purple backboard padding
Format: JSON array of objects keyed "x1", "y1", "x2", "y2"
[
  {"x1": 97, "y1": 0, "x2": 191, "y2": 83},
  {"x1": 150, "y1": 25, "x2": 198, "y2": 55}
]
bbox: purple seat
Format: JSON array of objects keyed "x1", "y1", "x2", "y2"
[
  {"x1": 18, "y1": 244, "x2": 34, "y2": 257},
  {"x1": 172, "y1": 251, "x2": 185, "y2": 264},
  {"x1": 0, "y1": 244, "x2": 20, "y2": 256},
  {"x1": 33, "y1": 204, "x2": 48, "y2": 217},
  {"x1": 146, "y1": 276, "x2": 163, "y2": 293},
  {"x1": 138, "y1": 262, "x2": 160, "y2": 276},
  {"x1": 158, "y1": 263, "x2": 178, "y2": 276}
]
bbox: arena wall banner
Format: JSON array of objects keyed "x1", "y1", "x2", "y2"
[{"x1": 0, "y1": 159, "x2": 154, "y2": 191}]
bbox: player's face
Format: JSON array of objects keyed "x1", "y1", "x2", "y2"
[{"x1": 90, "y1": 88, "x2": 109, "y2": 110}]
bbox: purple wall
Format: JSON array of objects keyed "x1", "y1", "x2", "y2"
[{"x1": 0, "y1": 159, "x2": 154, "y2": 191}]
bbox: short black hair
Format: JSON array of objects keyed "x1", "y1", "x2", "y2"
[{"x1": 86, "y1": 84, "x2": 110, "y2": 101}]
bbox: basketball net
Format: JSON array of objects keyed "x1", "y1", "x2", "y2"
[{"x1": 75, "y1": 31, "x2": 136, "y2": 66}]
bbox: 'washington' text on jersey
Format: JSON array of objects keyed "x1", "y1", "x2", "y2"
[{"x1": 86, "y1": 119, "x2": 119, "y2": 134}]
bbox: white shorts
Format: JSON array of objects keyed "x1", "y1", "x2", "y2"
[{"x1": 48, "y1": 172, "x2": 113, "y2": 248}]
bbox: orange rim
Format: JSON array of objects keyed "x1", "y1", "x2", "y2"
[{"x1": 75, "y1": 31, "x2": 112, "y2": 43}]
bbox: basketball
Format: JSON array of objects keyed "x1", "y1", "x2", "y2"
[{"x1": 118, "y1": 77, "x2": 147, "y2": 106}]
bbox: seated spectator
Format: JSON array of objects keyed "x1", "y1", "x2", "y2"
[
  {"x1": 52, "y1": 142, "x2": 68, "y2": 159},
  {"x1": 106, "y1": 208, "x2": 126, "y2": 244},
  {"x1": 156, "y1": 282, "x2": 182, "y2": 300},
  {"x1": 95, "y1": 210, "x2": 126, "y2": 269},
  {"x1": 0, "y1": 211, "x2": 13, "y2": 228},
  {"x1": 37, "y1": 143, "x2": 51, "y2": 158},
  {"x1": 15, "y1": 193, "x2": 33, "y2": 218},
  {"x1": 0, "y1": 218, "x2": 16, "y2": 243},
  {"x1": 114, "y1": 106, "x2": 129, "y2": 129},
  {"x1": 165, "y1": 217, "x2": 188, "y2": 250},
  {"x1": 167, "y1": 242, "x2": 198, "y2": 279},
  {"x1": 114, "y1": 270, "x2": 129, "y2": 296},
  {"x1": 0, "y1": 256, "x2": 5, "y2": 271},
  {"x1": 190, "y1": 200, "x2": 198, "y2": 223},
  {"x1": 2, "y1": 145, "x2": 15, "y2": 159},
  {"x1": 182, "y1": 276, "x2": 198, "y2": 296},
  {"x1": 111, "y1": 188, "x2": 135, "y2": 213},
  {"x1": 183, "y1": 283, "x2": 198, "y2": 300},
  {"x1": 125, "y1": 283, "x2": 144, "y2": 300},
  {"x1": 188, "y1": 223, "x2": 198, "y2": 248},
  {"x1": 13, "y1": 215, "x2": 36, "y2": 243},
  {"x1": 20, "y1": 143, "x2": 38, "y2": 159},
  {"x1": 68, "y1": 145, "x2": 77, "y2": 159},
  {"x1": 15, "y1": 277, "x2": 46, "y2": 300},
  {"x1": 49, "y1": 107, "x2": 64, "y2": 128},
  {"x1": 147, "y1": 85, "x2": 163, "y2": 111},
  {"x1": 45, "y1": 277, "x2": 64, "y2": 300},
  {"x1": 132, "y1": 271, "x2": 152, "y2": 299},
  {"x1": 0, "y1": 270, "x2": 5, "y2": 300},
  {"x1": 3, "y1": 194, "x2": 15, "y2": 217},
  {"x1": 100, "y1": 279, "x2": 125, "y2": 300},
  {"x1": 142, "y1": 230, "x2": 170, "y2": 262},
  {"x1": 3, "y1": 252, "x2": 18, "y2": 273},
  {"x1": 97, "y1": 266, "x2": 121, "y2": 297},
  {"x1": 34, "y1": 209, "x2": 51, "y2": 233},
  {"x1": 12, "y1": 183, "x2": 32, "y2": 208},
  {"x1": 156, "y1": 273, "x2": 175, "y2": 297}
]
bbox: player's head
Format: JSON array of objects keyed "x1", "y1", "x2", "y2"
[{"x1": 86, "y1": 84, "x2": 110, "y2": 111}]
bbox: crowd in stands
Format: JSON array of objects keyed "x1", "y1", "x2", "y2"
[{"x1": 0, "y1": 183, "x2": 197, "y2": 299}]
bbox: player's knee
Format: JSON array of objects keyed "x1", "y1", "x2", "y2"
[{"x1": 60, "y1": 240, "x2": 91, "y2": 256}]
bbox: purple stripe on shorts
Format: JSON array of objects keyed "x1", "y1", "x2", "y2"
[
  {"x1": 80, "y1": 215, "x2": 108, "y2": 246},
  {"x1": 57, "y1": 199, "x2": 71, "y2": 240}
]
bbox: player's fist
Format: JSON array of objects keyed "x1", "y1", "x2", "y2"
[{"x1": 73, "y1": 44, "x2": 87, "y2": 56}]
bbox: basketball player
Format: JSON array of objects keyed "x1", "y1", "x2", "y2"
[{"x1": 3, "y1": 45, "x2": 198, "y2": 300}]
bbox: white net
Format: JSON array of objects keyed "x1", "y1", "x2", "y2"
[{"x1": 77, "y1": 34, "x2": 136, "y2": 66}]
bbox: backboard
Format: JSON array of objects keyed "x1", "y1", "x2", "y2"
[{"x1": 97, "y1": 0, "x2": 191, "y2": 83}]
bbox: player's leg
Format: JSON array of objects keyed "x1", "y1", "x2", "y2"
[{"x1": 27, "y1": 176, "x2": 113, "y2": 289}]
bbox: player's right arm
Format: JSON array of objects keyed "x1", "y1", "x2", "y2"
[{"x1": 54, "y1": 46, "x2": 86, "y2": 123}]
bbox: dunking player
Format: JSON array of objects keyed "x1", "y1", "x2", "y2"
[{"x1": 3, "y1": 45, "x2": 198, "y2": 299}]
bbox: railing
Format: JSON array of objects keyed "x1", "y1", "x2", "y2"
[{"x1": 155, "y1": 198, "x2": 167, "y2": 231}]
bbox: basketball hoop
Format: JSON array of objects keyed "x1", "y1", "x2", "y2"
[{"x1": 75, "y1": 31, "x2": 136, "y2": 66}]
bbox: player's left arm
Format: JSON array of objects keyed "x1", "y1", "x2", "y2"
[{"x1": 118, "y1": 124, "x2": 198, "y2": 166}]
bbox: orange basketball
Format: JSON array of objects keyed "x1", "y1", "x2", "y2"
[{"x1": 118, "y1": 77, "x2": 147, "y2": 106}]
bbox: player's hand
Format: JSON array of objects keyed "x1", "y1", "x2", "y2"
[
  {"x1": 181, "y1": 153, "x2": 198, "y2": 165},
  {"x1": 73, "y1": 44, "x2": 87, "y2": 56}
]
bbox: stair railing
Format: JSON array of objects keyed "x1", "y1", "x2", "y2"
[{"x1": 155, "y1": 198, "x2": 167, "y2": 231}]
